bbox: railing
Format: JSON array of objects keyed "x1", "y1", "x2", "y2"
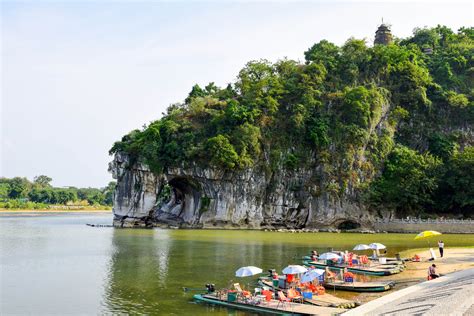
[{"x1": 374, "y1": 218, "x2": 473, "y2": 224}]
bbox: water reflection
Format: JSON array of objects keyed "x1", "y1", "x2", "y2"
[
  {"x1": 101, "y1": 229, "x2": 323, "y2": 315},
  {"x1": 3, "y1": 215, "x2": 474, "y2": 315},
  {"x1": 102, "y1": 229, "x2": 170, "y2": 314}
]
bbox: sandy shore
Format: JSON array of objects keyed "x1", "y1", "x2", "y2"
[{"x1": 343, "y1": 247, "x2": 474, "y2": 304}]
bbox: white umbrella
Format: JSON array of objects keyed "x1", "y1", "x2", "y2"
[
  {"x1": 235, "y1": 266, "x2": 262, "y2": 277},
  {"x1": 300, "y1": 269, "x2": 325, "y2": 283},
  {"x1": 319, "y1": 252, "x2": 341, "y2": 260},
  {"x1": 369, "y1": 243, "x2": 386, "y2": 250},
  {"x1": 353, "y1": 244, "x2": 371, "y2": 251},
  {"x1": 282, "y1": 265, "x2": 308, "y2": 275}
]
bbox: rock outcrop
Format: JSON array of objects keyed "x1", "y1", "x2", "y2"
[{"x1": 109, "y1": 152, "x2": 375, "y2": 229}]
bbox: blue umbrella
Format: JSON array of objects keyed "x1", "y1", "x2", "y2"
[
  {"x1": 318, "y1": 252, "x2": 341, "y2": 260},
  {"x1": 235, "y1": 266, "x2": 262, "y2": 277},
  {"x1": 300, "y1": 269, "x2": 325, "y2": 283},
  {"x1": 282, "y1": 265, "x2": 308, "y2": 274}
]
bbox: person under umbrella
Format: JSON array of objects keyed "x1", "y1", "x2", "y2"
[{"x1": 414, "y1": 231, "x2": 442, "y2": 260}]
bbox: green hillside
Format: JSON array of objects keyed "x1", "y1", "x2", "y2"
[{"x1": 111, "y1": 26, "x2": 473, "y2": 217}]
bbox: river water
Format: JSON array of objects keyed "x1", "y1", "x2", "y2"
[{"x1": 1, "y1": 213, "x2": 473, "y2": 315}]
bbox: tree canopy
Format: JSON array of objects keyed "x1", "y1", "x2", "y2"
[
  {"x1": 0, "y1": 176, "x2": 115, "y2": 207},
  {"x1": 110, "y1": 26, "x2": 474, "y2": 217}
]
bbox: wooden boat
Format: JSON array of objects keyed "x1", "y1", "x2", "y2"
[
  {"x1": 258, "y1": 278, "x2": 357, "y2": 308},
  {"x1": 302, "y1": 260, "x2": 403, "y2": 276},
  {"x1": 323, "y1": 280, "x2": 394, "y2": 292},
  {"x1": 193, "y1": 293, "x2": 347, "y2": 315}
]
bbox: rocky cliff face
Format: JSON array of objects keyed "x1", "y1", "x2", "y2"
[{"x1": 109, "y1": 152, "x2": 376, "y2": 229}]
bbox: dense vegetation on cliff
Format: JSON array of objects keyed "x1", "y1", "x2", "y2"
[
  {"x1": 111, "y1": 26, "x2": 473, "y2": 217},
  {"x1": 0, "y1": 176, "x2": 115, "y2": 209}
]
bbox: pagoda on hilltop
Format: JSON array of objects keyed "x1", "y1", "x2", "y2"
[{"x1": 374, "y1": 22, "x2": 393, "y2": 45}]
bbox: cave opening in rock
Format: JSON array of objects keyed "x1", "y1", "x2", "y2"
[
  {"x1": 155, "y1": 177, "x2": 201, "y2": 224},
  {"x1": 337, "y1": 220, "x2": 361, "y2": 230},
  {"x1": 168, "y1": 177, "x2": 195, "y2": 211}
]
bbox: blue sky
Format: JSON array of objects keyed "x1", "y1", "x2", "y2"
[{"x1": 1, "y1": 1, "x2": 473, "y2": 188}]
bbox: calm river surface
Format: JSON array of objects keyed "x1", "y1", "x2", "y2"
[{"x1": 1, "y1": 213, "x2": 473, "y2": 315}]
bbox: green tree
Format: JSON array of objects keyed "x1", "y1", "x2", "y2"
[
  {"x1": 370, "y1": 146, "x2": 442, "y2": 215},
  {"x1": 33, "y1": 175, "x2": 52, "y2": 188},
  {"x1": 103, "y1": 181, "x2": 116, "y2": 205},
  {"x1": 185, "y1": 84, "x2": 206, "y2": 104},
  {"x1": 206, "y1": 135, "x2": 240, "y2": 169},
  {"x1": 304, "y1": 40, "x2": 340, "y2": 72},
  {"x1": 7, "y1": 177, "x2": 31, "y2": 199},
  {"x1": 436, "y1": 147, "x2": 474, "y2": 214},
  {"x1": 0, "y1": 183, "x2": 10, "y2": 199}
]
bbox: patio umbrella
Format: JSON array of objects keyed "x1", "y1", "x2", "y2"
[
  {"x1": 318, "y1": 252, "x2": 341, "y2": 261},
  {"x1": 353, "y1": 244, "x2": 371, "y2": 251},
  {"x1": 235, "y1": 266, "x2": 262, "y2": 277},
  {"x1": 414, "y1": 230, "x2": 442, "y2": 240},
  {"x1": 282, "y1": 265, "x2": 308, "y2": 275},
  {"x1": 369, "y1": 243, "x2": 386, "y2": 259},
  {"x1": 369, "y1": 243, "x2": 386, "y2": 250},
  {"x1": 300, "y1": 269, "x2": 325, "y2": 283},
  {"x1": 414, "y1": 230, "x2": 442, "y2": 248}
]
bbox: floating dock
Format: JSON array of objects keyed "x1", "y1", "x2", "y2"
[
  {"x1": 258, "y1": 278, "x2": 357, "y2": 308},
  {"x1": 194, "y1": 293, "x2": 346, "y2": 315}
]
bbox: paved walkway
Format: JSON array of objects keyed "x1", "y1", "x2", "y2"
[{"x1": 343, "y1": 268, "x2": 474, "y2": 316}]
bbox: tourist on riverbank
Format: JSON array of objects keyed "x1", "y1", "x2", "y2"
[
  {"x1": 438, "y1": 240, "x2": 444, "y2": 258},
  {"x1": 428, "y1": 264, "x2": 439, "y2": 279}
]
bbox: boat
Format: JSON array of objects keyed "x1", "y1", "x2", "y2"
[
  {"x1": 369, "y1": 256, "x2": 408, "y2": 263},
  {"x1": 323, "y1": 280, "x2": 394, "y2": 292},
  {"x1": 258, "y1": 278, "x2": 357, "y2": 308},
  {"x1": 302, "y1": 260, "x2": 403, "y2": 276},
  {"x1": 303, "y1": 255, "x2": 406, "y2": 267},
  {"x1": 193, "y1": 293, "x2": 347, "y2": 315}
]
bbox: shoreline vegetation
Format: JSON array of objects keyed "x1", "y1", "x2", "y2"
[
  {"x1": 0, "y1": 175, "x2": 115, "y2": 211},
  {"x1": 0, "y1": 208, "x2": 112, "y2": 213}
]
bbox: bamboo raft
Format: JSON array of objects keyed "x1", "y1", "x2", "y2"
[
  {"x1": 302, "y1": 260, "x2": 403, "y2": 276},
  {"x1": 369, "y1": 257, "x2": 408, "y2": 263},
  {"x1": 303, "y1": 256, "x2": 406, "y2": 268},
  {"x1": 258, "y1": 279, "x2": 357, "y2": 308},
  {"x1": 324, "y1": 280, "x2": 394, "y2": 292},
  {"x1": 194, "y1": 293, "x2": 347, "y2": 315}
]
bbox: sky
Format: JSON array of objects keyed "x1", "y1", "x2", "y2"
[{"x1": 1, "y1": 0, "x2": 473, "y2": 188}]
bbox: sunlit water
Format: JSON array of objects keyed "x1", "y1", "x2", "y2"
[{"x1": 1, "y1": 213, "x2": 473, "y2": 315}]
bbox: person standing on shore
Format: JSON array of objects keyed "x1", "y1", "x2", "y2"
[{"x1": 438, "y1": 240, "x2": 444, "y2": 258}]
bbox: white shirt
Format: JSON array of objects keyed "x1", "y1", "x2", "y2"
[{"x1": 438, "y1": 242, "x2": 444, "y2": 248}]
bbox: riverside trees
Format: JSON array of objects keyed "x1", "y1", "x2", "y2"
[{"x1": 0, "y1": 176, "x2": 116, "y2": 208}]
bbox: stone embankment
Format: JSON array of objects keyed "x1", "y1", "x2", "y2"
[{"x1": 374, "y1": 218, "x2": 474, "y2": 234}]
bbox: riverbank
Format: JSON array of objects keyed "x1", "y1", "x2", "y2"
[{"x1": 342, "y1": 247, "x2": 474, "y2": 305}]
